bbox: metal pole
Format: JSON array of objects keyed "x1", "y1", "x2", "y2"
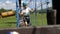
[{"x1": 16, "y1": 0, "x2": 20, "y2": 28}]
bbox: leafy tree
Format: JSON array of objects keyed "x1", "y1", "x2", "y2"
[{"x1": 0, "y1": 8, "x2": 7, "y2": 13}]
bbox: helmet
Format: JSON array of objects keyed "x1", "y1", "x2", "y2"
[
  {"x1": 23, "y1": 2, "x2": 27, "y2": 6},
  {"x1": 22, "y1": 1, "x2": 28, "y2": 6}
]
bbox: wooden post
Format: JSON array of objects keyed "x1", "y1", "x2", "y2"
[
  {"x1": 47, "y1": 9, "x2": 56, "y2": 25},
  {"x1": 52, "y1": 9, "x2": 57, "y2": 25}
]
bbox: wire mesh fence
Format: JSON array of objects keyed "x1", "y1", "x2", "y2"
[{"x1": 0, "y1": 12, "x2": 47, "y2": 28}]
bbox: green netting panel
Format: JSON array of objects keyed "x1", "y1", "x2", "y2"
[{"x1": 30, "y1": 12, "x2": 47, "y2": 26}]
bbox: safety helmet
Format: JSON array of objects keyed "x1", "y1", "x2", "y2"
[{"x1": 22, "y1": 1, "x2": 28, "y2": 6}]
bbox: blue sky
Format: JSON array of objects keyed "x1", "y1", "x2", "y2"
[{"x1": 0, "y1": 0, "x2": 52, "y2": 10}]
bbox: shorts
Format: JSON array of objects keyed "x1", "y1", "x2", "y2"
[{"x1": 23, "y1": 15, "x2": 30, "y2": 24}]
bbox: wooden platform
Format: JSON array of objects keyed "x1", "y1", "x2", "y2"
[{"x1": 0, "y1": 25, "x2": 60, "y2": 34}]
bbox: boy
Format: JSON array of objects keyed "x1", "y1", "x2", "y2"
[{"x1": 20, "y1": 2, "x2": 34, "y2": 27}]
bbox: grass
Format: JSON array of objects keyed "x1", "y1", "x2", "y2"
[
  {"x1": 0, "y1": 13, "x2": 47, "y2": 28},
  {"x1": 30, "y1": 13, "x2": 47, "y2": 26},
  {"x1": 0, "y1": 16, "x2": 17, "y2": 28}
]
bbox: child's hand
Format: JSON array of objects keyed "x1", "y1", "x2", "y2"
[
  {"x1": 20, "y1": 12, "x2": 23, "y2": 16},
  {"x1": 32, "y1": 8, "x2": 35, "y2": 11}
]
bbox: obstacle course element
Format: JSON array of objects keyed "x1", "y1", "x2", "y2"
[
  {"x1": 0, "y1": 25, "x2": 60, "y2": 34},
  {"x1": 47, "y1": 9, "x2": 56, "y2": 25},
  {"x1": 0, "y1": 0, "x2": 55, "y2": 28},
  {"x1": 1, "y1": 11, "x2": 15, "y2": 18},
  {"x1": 16, "y1": 0, "x2": 20, "y2": 28}
]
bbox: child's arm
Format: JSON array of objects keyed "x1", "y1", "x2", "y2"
[
  {"x1": 19, "y1": 10, "x2": 24, "y2": 16},
  {"x1": 20, "y1": 12, "x2": 24, "y2": 16},
  {"x1": 29, "y1": 8, "x2": 35, "y2": 12}
]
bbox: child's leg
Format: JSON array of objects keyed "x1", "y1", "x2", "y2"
[
  {"x1": 23, "y1": 20, "x2": 28, "y2": 27},
  {"x1": 25, "y1": 16, "x2": 31, "y2": 26},
  {"x1": 23, "y1": 16, "x2": 28, "y2": 27},
  {"x1": 23, "y1": 15, "x2": 31, "y2": 27},
  {"x1": 27, "y1": 17, "x2": 31, "y2": 25}
]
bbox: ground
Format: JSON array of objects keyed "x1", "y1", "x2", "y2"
[{"x1": 0, "y1": 13, "x2": 47, "y2": 28}]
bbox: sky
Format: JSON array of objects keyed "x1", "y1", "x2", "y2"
[{"x1": 0, "y1": 0, "x2": 52, "y2": 10}]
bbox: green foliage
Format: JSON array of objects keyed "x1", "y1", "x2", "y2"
[
  {"x1": 0, "y1": 8, "x2": 13, "y2": 13},
  {"x1": 0, "y1": 8, "x2": 7, "y2": 13}
]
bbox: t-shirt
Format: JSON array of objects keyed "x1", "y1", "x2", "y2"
[{"x1": 21, "y1": 7, "x2": 31, "y2": 16}]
